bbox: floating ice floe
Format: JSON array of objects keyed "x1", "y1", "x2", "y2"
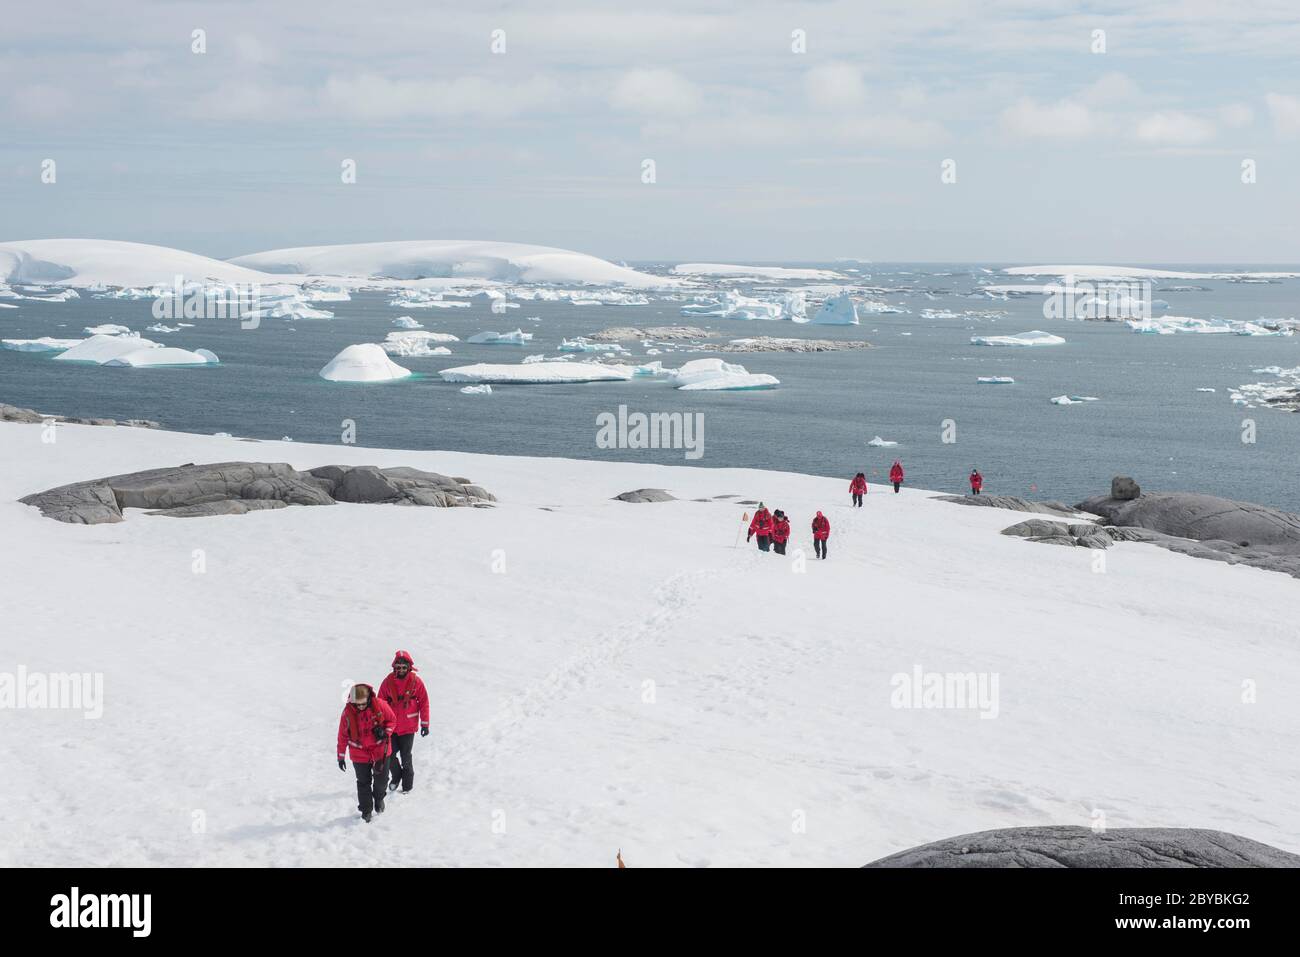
[
  {"x1": 391, "y1": 316, "x2": 424, "y2": 330},
  {"x1": 104, "y1": 347, "x2": 219, "y2": 367},
  {"x1": 320, "y1": 344, "x2": 413, "y2": 382},
  {"x1": 2, "y1": 337, "x2": 84, "y2": 353},
  {"x1": 857, "y1": 299, "x2": 907, "y2": 316},
  {"x1": 467, "y1": 329, "x2": 533, "y2": 345},
  {"x1": 671, "y1": 358, "x2": 779, "y2": 391},
  {"x1": 559, "y1": 337, "x2": 628, "y2": 354},
  {"x1": 146, "y1": 324, "x2": 182, "y2": 333},
  {"x1": 1229, "y1": 366, "x2": 1300, "y2": 410},
  {"x1": 801, "y1": 292, "x2": 859, "y2": 326},
  {"x1": 681, "y1": 289, "x2": 785, "y2": 321},
  {"x1": 977, "y1": 376, "x2": 1015, "y2": 384},
  {"x1": 243, "y1": 297, "x2": 334, "y2": 321},
  {"x1": 971, "y1": 330, "x2": 1065, "y2": 347},
  {"x1": 1196, "y1": 387, "x2": 1217, "y2": 393},
  {"x1": 440, "y1": 362, "x2": 633, "y2": 384},
  {"x1": 300, "y1": 282, "x2": 352, "y2": 302},
  {"x1": 53, "y1": 334, "x2": 162, "y2": 364},
  {"x1": 84, "y1": 324, "x2": 131, "y2": 336},
  {"x1": 921, "y1": 308, "x2": 962, "y2": 320},
  {"x1": 459, "y1": 384, "x2": 493, "y2": 395},
  {"x1": 1049, "y1": 395, "x2": 1099, "y2": 405},
  {"x1": 381, "y1": 331, "x2": 457, "y2": 357},
  {"x1": 867, "y1": 436, "x2": 899, "y2": 447}
]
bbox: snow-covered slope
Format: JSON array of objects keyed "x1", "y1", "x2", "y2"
[
  {"x1": 1, "y1": 423, "x2": 1296, "y2": 867},
  {"x1": 231, "y1": 240, "x2": 671, "y2": 288},
  {"x1": 0, "y1": 239, "x2": 276, "y2": 288},
  {"x1": 1004, "y1": 264, "x2": 1300, "y2": 280}
]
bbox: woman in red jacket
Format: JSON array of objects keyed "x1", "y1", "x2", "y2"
[
  {"x1": 770, "y1": 510, "x2": 791, "y2": 554},
  {"x1": 337, "y1": 683, "x2": 397, "y2": 822},
  {"x1": 969, "y1": 468, "x2": 983, "y2": 496},
  {"x1": 889, "y1": 460, "x2": 904, "y2": 494},
  {"x1": 811, "y1": 511, "x2": 830, "y2": 559},
  {"x1": 379, "y1": 650, "x2": 430, "y2": 795},
  {"x1": 747, "y1": 503, "x2": 774, "y2": 552},
  {"x1": 849, "y1": 472, "x2": 867, "y2": 507}
]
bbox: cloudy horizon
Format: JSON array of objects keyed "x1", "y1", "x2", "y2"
[{"x1": 3, "y1": 0, "x2": 1298, "y2": 264}]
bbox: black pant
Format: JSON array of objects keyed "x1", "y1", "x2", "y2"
[
  {"x1": 773, "y1": 540, "x2": 787, "y2": 554},
  {"x1": 971, "y1": 488, "x2": 981, "y2": 495},
  {"x1": 756, "y1": 535, "x2": 770, "y2": 552},
  {"x1": 814, "y1": 539, "x2": 827, "y2": 559},
  {"x1": 353, "y1": 755, "x2": 389, "y2": 815},
  {"x1": 389, "y1": 733, "x2": 415, "y2": 791},
  {"x1": 852, "y1": 494, "x2": 863, "y2": 507},
  {"x1": 893, "y1": 482, "x2": 901, "y2": 493}
]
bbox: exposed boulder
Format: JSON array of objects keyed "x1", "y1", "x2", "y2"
[
  {"x1": 934, "y1": 494, "x2": 1078, "y2": 517},
  {"x1": 1077, "y1": 490, "x2": 1300, "y2": 556},
  {"x1": 1000, "y1": 519, "x2": 1072, "y2": 538},
  {"x1": 22, "y1": 461, "x2": 495, "y2": 524},
  {"x1": 1111, "y1": 475, "x2": 1141, "y2": 500},
  {"x1": 0, "y1": 402, "x2": 159, "y2": 429},
  {"x1": 864, "y1": 826, "x2": 1300, "y2": 868},
  {"x1": 613, "y1": 488, "x2": 676, "y2": 503}
]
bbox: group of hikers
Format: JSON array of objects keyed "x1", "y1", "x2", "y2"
[
  {"x1": 336, "y1": 650, "x2": 430, "y2": 822},
  {"x1": 746, "y1": 462, "x2": 986, "y2": 559}
]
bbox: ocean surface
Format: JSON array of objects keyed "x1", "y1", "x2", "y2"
[{"x1": 4, "y1": 263, "x2": 1299, "y2": 510}]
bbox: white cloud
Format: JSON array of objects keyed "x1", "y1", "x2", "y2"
[
  {"x1": 1218, "y1": 103, "x2": 1254, "y2": 128},
  {"x1": 608, "y1": 69, "x2": 701, "y2": 116},
  {"x1": 1077, "y1": 72, "x2": 1139, "y2": 107},
  {"x1": 1135, "y1": 111, "x2": 1217, "y2": 146},
  {"x1": 323, "y1": 73, "x2": 563, "y2": 119},
  {"x1": 804, "y1": 62, "x2": 867, "y2": 110},
  {"x1": 1000, "y1": 97, "x2": 1099, "y2": 139},
  {"x1": 1265, "y1": 92, "x2": 1300, "y2": 138}
]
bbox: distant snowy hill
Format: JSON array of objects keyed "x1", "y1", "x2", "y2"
[
  {"x1": 1003, "y1": 264, "x2": 1300, "y2": 280},
  {"x1": 671, "y1": 263, "x2": 846, "y2": 281},
  {"x1": 231, "y1": 240, "x2": 673, "y2": 288},
  {"x1": 0, "y1": 239, "x2": 275, "y2": 288}
]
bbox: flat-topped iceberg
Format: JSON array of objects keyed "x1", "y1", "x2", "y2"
[
  {"x1": 467, "y1": 329, "x2": 533, "y2": 345},
  {"x1": 671, "y1": 263, "x2": 846, "y2": 281},
  {"x1": 440, "y1": 362, "x2": 634, "y2": 384},
  {"x1": 977, "y1": 376, "x2": 1015, "y2": 384},
  {"x1": 104, "y1": 347, "x2": 219, "y2": 368},
  {"x1": 85, "y1": 323, "x2": 131, "y2": 336},
  {"x1": 559, "y1": 337, "x2": 628, "y2": 354},
  {"x1": 320, "y1": 344, "x2": 413, "y2": 382},
  {"x1": 1050, "y1": 394, "x2": 1099, "y2": 405},
  {"x1": 2, "y1": 337, "x2": 83, "y2": 353},
  {"x1": 971, "y1": 330, "x2": 1065, "y2": 347},
  {"x1": 867, "y1": 436, "x2": 899, "y2": 447},
  {"x1": 53, "y1": 334, "x2": 162, "y2": 364},
  {"x1": 671, "y1": 358, "x2": 779, "y2": 391}
]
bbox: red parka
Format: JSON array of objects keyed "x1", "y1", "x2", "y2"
[
  {"x1": 771, "y1": 516, "x2": 791, "y2": 544},
  {"x1": 970, "y1": 471, "x2": 983, "y2": 492},
  {"x1": 849, "y1": 475, "x2": 868, "y2": 495},
  {"x1": 337, "y1": 686, "x2": 396, "y2": 764},
  {"x1": 379, "y1": 651, "x2": 430, "y2": 736},
  {"x1": 811, "y1": 512, "x2": 830, "y2": 540},
  {"x1": 749, "y1": 508, "x2": 773, "y2": 537},
  {"x1": 889, "y1": 462, "x2": 904, "y2": 484}
]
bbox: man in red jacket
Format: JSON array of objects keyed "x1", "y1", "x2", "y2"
[
  {"x1": 969, "y1": 468, "x2": 983, "y2": 496},
  {"x1": 379, "y1": 650, "x2": 430, "y2": 795},
  {"x1": 811, "y1": 511, "x2": 830, "y2": 559},
  {"x1": 889, "y1": 460, "x2": 904, "y2": 494},
  {"x1": 850, "y1": 472, "x2": 867, "y2": 507},
  {"x1": 337, "y1": 683, "x2": 397, "y2": 822},
  {"x1": 747, "y1": 503, "x2": 774, "y2": 552},
  {"x1": 770, "y1": 510, "x2": 791, "y2": 554}
]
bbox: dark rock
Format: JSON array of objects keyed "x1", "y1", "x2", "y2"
[
  {"x1": 935, "y1": 494, "x2": 1078, "y2": 516},
  {"x1": 1074, "y1": 531, "x2": 1112, "y2": 550},
  {"x1": 864, "y1": 826, "x2": 1300, "y2": 868},
  {"x1": 613, "y1": 488, "x2": 676, "y2": 503},
  {"x1": 0, "y1": 402, "x2": 159, "y2": 429},
  {"x1": 19, "y1": 481, "x2": 122, "y2": 524},
  {"x1": 1111, "y1": 476, "x2": 1141, "y2": 500},
  {"x1": 336, "y1": 466, "x2": 402, "y2": 504},
  {"x1": 147, "y1": 500, "x2": 289, "y2": 518},
  {"x1": 1001, "y1": 519, "x2": 1072, "y2": 538},
  {"x1": 1077, "y1": 491, "x2": 1300, "y2": 556}
]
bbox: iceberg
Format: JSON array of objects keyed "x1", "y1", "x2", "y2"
[
  {"x1": 804, "y1": 292, "x2": 859, "y2": 325},
  {"x1": 319, "y1": 344, "x2": 413, "y2": 383},
  {"x1": 977, "y1": 376, "x2": 1015, "y2": 384},
  {"x1": 670, "y1": 263, "x2": 846, "y2": 281},
  {"x1": 459, "y1": 384, "x2": 493, "y2": 395},
  {"x1": 440, "y1": 362, "x2": 633, "y2": 384},
  {"x1": 681, "y1": 289, "x2": 785, "y2": 320},
  {"x1": 467, "y1": 329, "x2": 533, "y2": 345},
  {"x1": 867, "y1": 436, "x2": 899, "y2": 447},
  {"x1": 104, "y1": 347, "x2": 219, "y2": 367},
  {"x1": 84, "y1": 324, "x2": 131, "y2": 335},
  {"x1": 146, "y1": 324, "x2": 182, "y2": 333},
  {"x1": 671, "y1": 358, "x2": 779, "y2": 391},
  {"x1": 971, "y1": 330, "x2": 1065, "y2": 347},
  {"x1": 53, "y1": 334, "x2": 162, "y2": 364},
  {"x1": 382, "y1": 331, "x2": 457, "y2": 357},
  {"x1": 2, "y1": 337, "x2": 83, "y2": 353},
  {"x1": 391, "y1": 316, "x2": 424, "y2": 329},
  {"x1": 559, "y1": 337, "x2": 628, "y2": 354},
  {"x1": 1050, "y1": 395, "x2": 1099, "y2": 405}
]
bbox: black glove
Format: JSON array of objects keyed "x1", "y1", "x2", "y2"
[
  {"x1": 746, "y1": 532, "x2": 753, "y2": 542},
  {"x1": 338, "y1": 757, "x2": 346, "y2": 771},
  {"x1": 373, "y1": 726, "x2": 387, "y2": 742},
  {"x1": 420, "y1": 726, "x2": 429, "y2": 738}
]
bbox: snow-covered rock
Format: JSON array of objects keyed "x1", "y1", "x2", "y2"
[{"x1": 319, "y1": 344, "x2": 413, "y2": 383}]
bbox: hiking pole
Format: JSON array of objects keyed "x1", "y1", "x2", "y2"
[{"x1": 733, "y1": 511, "x2": 749, "y2": 548}]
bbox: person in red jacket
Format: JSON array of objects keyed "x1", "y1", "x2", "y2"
[
  {"x1": 969, "y1": 468, "x2": 983, "y2": 496},
  {"x1": 770, "y1": 510, "x2": 791, "y2": 555},
  {"x1": 811, "y1": 511, "x2": 830, "y2": 559},
  {"x1": 379, "y1": 650, "x2": 430, "y2": 795},
  {"x1": 337, "y1": 683, "x2": 397, "y2": 822},
  {"x1": 889, "y1": 460, "x2": 904, "y2": 494},
  {"x1": 747, "y1": 503, "x2": 774, "y2": 552},
  {"x1": 850, "y1": 472, "x2": 868, "y2": 507}
]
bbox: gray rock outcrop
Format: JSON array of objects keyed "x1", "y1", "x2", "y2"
[
  {"x1": 865, "y1": 826, "x2": 1300, "y2": 868},
  {"x1": 934, "y1": 494, "x2": 1079, "y2": 517},
  {"x1": 21, "y1": 462, "x2": 496, "y2": 524},
  {"x1": 1, "y1": 402, "x2": 160, "y2": 429},
  {"x1": 613, "y1": 488, "x2": 676, "y2": 503},
  {"x1": 1111, "y1": 475, "x2": 1141, "y2": 500}
]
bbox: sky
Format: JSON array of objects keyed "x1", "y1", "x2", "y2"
[{"x1": 2, "y1": 0, "x2": 1299, "y2": 264}]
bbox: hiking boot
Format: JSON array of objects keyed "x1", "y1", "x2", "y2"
[{"x1": 362, "y1": 811, "x2": 373, "y2": 823}]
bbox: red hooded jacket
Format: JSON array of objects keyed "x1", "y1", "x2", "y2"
[
  {"x1": 811, "y1": 513, "x2": 830, "y2": 540},
  {"x1": 749, "y1": 508, "x2": 773, "y2": 537},
  {"x1": 336, "y1": 686, "x2": 396, "y2": 764},
  {"x1": 970, "y1": 471, "x2": 983, "y2": 492},
  {"x1": 889, "y1": 462, "x2": 904, "y2": 483},
  {"x1": 849, "y1": 475, "x2": 868, "y2": 495},
  {"x1": 379, "y1": 651, "x2": 430, "y2": 736},
  {"x1": 771, "y1": 515, "x2": 791, "y2": 544}
]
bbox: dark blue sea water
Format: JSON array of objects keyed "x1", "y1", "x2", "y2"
[{"x1": 3, "y1": 263, "x2": 1299, "y2": 510}]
